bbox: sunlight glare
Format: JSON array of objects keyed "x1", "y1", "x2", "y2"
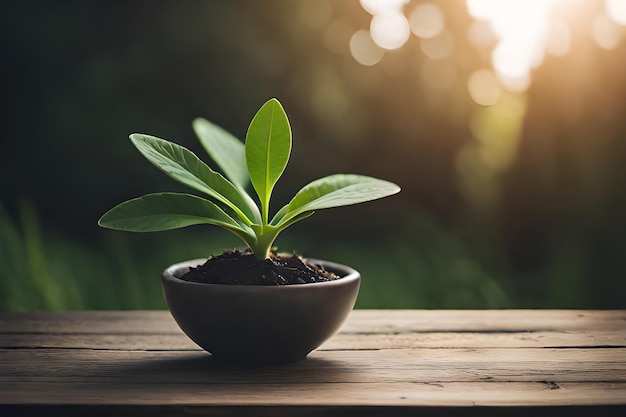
[
  {"x1": 491, "y1": 40, "x2": 540, "y2": 91},
  {"x1": 606, "y1": 0, "x2": 626, "y2": 26},
  {"x1": 592, "y1": 12, "x2": 623, "y2": 49},
  {"x1": 467, "y1": 0, "x2": 553, "y2": 92},
  {"x1": 468, "y1": 94, "x2": 527, "y2": 172},
  {"x1": 466, "y1": 0, "x2": 501, "y2": 19},
  {"x1": 468, "y1": 20, "x2": 496, "y2": 48},
  {"x1": 545, "y1": 20, "x2": 571, "y2": 56}
]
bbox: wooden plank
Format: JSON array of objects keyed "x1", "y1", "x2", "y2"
[
  {"x1": 1, "y1": 310, "x2": 624, "y2": 334},
  {"x1": 2, "y1": 405, "x2": 625, "y2": 417},
  {"x1": 1, "y1": 348, "x2": 624, "y2": 383},
  {"x1": 1, "y1": 310, "x2": 624, "y2": 413},
  {"x1": 1, "y1": 329, "x2": 624, "y2": 350},
  {"x1": 0, "y1": 333, "x2": 199, "y2": 351},
  {"x1": 324, "y1": 331, "x2": 626, "y2": 350},
  {"x1": 343, "y1": 310, "x2": 626, "y2": 333},
  {"x1": 1, "y1": 380, "x2": 624, "y2": 407},
  {"x1": 0, "y1": 311, "x2": 181, "y2": 335}
]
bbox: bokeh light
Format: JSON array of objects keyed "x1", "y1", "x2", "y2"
[
  {"x1": 545, "y1": 20, "x2": 571, "y2": 56},
  {"x1": 606, "y1": 0, "x2": 626, "y2": 25},
  {"x1": 353, "y1": 0, "x2": 626, "y2": 101},
  {"x1": 359, "y1": 0, "x2": 411, "y2": 51},
  {"x1": 370, "y1": 11, "x2": 411, "y2": 50},
  {"x1": 592, "y1": 12, "x2": 623, "y2": 50},
  {"x1": 468, "y1": 20, "x2": 496, "y2": 48},
  {"x1": 467, "y1": 69, "x2": 501, "y2": 106},
  {"x1": 350, "y1": 29, "x2": 385, "y2": 66},
  {"x1": 468, "y1": 0, "x2": 550, "y2": 92},
  {"x1": 420, "y1": 31, "x2": 454, "y2": 60},
  {"x1": 360, "y1": 0, "x2": 409, "y2": 16},
  {"x1": 468, "y1": 93, "x2": 527, "y2": 172},
  {"x1": 409, "y1": 3, "x2": 445, "y2": 39}
]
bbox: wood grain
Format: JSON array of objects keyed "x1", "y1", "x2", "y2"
[
  {"x1": 1, "y1": 310, "x2": 625, "y2": 416},
  {"x1": 1, "y1": 348, "x2": 625, "y2": 383},
  {"x1": 1, "y1": 329, "x2": 624, "y2": 350},
  {"x1": 1, "y1": 309, "x2": 625, "y2": 333}
]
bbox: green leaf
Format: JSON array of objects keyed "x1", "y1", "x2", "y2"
[
  {"x1": 273, "y1": 210, "x2": 315, "y2": 232},
  {"x1": 275, "y1": 174, "x2": 401, "y2": 227},
  {"x1": 245, "y1": 98, "x2": 292, "y2": 223},
  {"x1": 130, "y1": 134, "x2": 260, "y2": 225},
  {"x1": 192, "y1": 117, "x2": 249, "y2": 190},
  {"x1": 98, "y1": 193, "x2": 250, "y2": 234}
]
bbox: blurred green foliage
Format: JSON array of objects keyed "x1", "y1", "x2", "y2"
[
  {"x1": 2, "y1": 200, "x2": 623, "y2": 310},
  {"x1": 1, "y1": 0, "x2": 625, "y2": 309},
  {"x1": 1, "y1": 202, "x2": 513, "y2": 310}
]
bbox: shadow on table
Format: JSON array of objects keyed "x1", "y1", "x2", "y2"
[{"x1": 110, "y1": 351, "x2": 351, "y2": 384}]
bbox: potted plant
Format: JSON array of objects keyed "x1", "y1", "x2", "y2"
[{"x1": 99, "y1": 98, "x2": 400, "y2": 364}]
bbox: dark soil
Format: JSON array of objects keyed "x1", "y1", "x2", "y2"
[{"x1": 181, "y1": 249, "x2": 340, "y2": 286}]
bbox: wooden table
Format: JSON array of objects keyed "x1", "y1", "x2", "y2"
[{"x1": 1, "y1": 310, "x2": 624, "y2": 416}]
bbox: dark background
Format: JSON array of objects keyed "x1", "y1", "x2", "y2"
[{"x1": 1, "y1": 0, "x2": 625, "y2": 310}]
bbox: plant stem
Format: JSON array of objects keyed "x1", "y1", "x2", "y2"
[{"x1": 251, "y1": 225, "x2": 280, "y2": 260}]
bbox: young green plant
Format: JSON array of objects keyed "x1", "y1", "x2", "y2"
[{"x1": 99, "y1": 98, "x2": 400, "y2": 260}]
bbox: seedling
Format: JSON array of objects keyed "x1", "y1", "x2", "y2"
[{"x1": 99, "y1": 98, "x2": 400, "y2": 260}]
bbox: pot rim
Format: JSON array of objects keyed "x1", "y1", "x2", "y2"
[{"x1": 162, "y1": 258, "x2": 360, "y2": 290}]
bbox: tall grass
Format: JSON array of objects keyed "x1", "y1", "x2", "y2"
[
  {"x1": 0, "y1": 203, "x2": 227, "y2": 310},
  {"x1": 0, "y1": 198, "x2": 626, "y2": 311},
  {"x1": 4, "y1": 202, "x2": 623, "y2": 310},
  {"x1": 0, "y1": 205, "x2": 510, "y2": 310},
  {"x1": 0, "y1": 204, "x2": 512, "y2": 310}
]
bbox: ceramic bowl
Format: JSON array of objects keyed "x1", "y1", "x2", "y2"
[{"x1": 161, "y1": 258, "x2": 360, "y2": 364}]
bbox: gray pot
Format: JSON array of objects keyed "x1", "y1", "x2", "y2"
[{"x1": 161, "y1": 258, "x2": 361, "y2": 364}]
